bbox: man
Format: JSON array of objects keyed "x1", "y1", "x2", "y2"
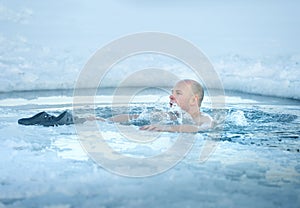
[
  {"x1": 140, "y1": 79, "x2": 213, "y2": 132},
  {"x1": 18, "y1": 79, "x2": 213, "y2": 132},
  {"x1": 94, "y1": 79, "x2": 213, "y2": 132}
]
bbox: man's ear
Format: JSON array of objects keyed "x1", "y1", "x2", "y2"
[{"x1": 190, "y1": 95, "x2": 199, "y2": 106}]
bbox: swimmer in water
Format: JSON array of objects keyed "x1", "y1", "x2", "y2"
[
  {"x1": 139, "y1": 79, "x2": 213, "y2": 132},
  {"x1": 101, "y1": 79, "x2": 213, "y2": 132},
  {"x1": 18, "y1": 79, "x2": 213, "y2": 132}
]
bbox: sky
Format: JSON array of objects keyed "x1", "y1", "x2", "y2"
[{"x1": 0, "y1": 0, "x2": 299, "y2": 58}]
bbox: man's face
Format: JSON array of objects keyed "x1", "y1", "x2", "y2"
[{"x1": 169, "y1": 81, "x2": 193, "y2": 112}]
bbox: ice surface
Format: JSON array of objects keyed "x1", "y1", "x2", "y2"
[{"x1": 0, "y1": 1, "x2": 300, "y2": 99}]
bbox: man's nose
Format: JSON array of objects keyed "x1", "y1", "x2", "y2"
[{"x1": 169, "y1": 94, "x2": 175, "y2": 101}]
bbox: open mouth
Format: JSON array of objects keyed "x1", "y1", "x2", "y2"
[{"x1": 169, "y1": 102, "x2": 177, "y2": 108}]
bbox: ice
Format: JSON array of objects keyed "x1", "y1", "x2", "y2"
[
  {"x1": 214, "y1": 54, "x2": 300, "y2": 99},
  {"x1": 0, "y1": 1, "x2": 300, "y2": 99}
]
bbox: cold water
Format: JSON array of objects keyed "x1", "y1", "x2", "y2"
[{"x1": 0, "y1": 89, "x2": 299, "y2": 208}]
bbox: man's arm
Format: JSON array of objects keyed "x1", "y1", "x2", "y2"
[
  {"x1": 108, "y1": 114, "x2": 139, "y2": 123},
  {"x1": 139, "y1": 124, "x2": 203, "y2": 133},
  {"x1": 140, "y1": 118, "x2": 214, "y2": 133}
]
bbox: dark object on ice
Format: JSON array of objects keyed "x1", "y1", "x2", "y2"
[{"x1": 18, "y1": 111, "x2": 86, "y2": 127}]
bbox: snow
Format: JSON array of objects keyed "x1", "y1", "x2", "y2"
[{"x1": 0, "y1": 1, "x2": 300, "y2": 99}]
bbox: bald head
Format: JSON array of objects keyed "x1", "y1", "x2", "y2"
[{"x1": 178, "y1": 79, "x2": 204, "y2": 107}]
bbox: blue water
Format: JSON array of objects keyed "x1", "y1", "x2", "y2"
[
  {"x1": 93, "y1": 103, "x2": 300, "y2": 153},
  {"x1": 0, "y1": 89, "x2": 299, "y2": 207}
]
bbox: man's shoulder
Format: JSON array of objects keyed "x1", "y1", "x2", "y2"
[{"x1": 198, "y1": 112, "x2": 214, "y2": 128}]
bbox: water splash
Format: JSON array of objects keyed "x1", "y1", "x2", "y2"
[{"x1": 227, "y1": 110, "x2": 249, "y2": 126}]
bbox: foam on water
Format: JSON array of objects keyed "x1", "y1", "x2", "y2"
[{"x1": 227, "y1": 110, "x2": 249, "y2": 126}]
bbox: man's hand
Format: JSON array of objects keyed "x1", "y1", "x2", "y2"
[
  {"x1": 86, "y1": 115, "x2": 106, "y2": 122},
  {"x1": 139, "y1": 124, "x2": 172, "y2": 132},
  {"x1": 140, "y1": 124, "x2": 201, "y2": 133}
]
